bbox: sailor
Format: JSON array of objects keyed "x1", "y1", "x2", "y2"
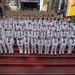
[
  {"x1": 47, "y1": 29, "x2": 53, "y2": 40},
  {"x1": 71, "y1": 30, "x2": 75, "y2": 38},
  {"x1": 59, "y1": 36, "x2": 67, "y2": 55},
  {"x1": 51, "y1": 36, "x2": 58, "y2": 55},
  {"x1": 17, "y1": 37, "x2": 23, "y2": 54},
  {"x1": 68, "y1": 37, "x2": 75, "y2": 54},
  {"x1": 0, "y1": 34, "x2": 7, "y2": 54},
  {"x1": 31, "y1": 36, "x2": 37, "y2": 54},
  {"x1": 38, "y1": 37, "x2": 44, "y2": 54},
  {"x1": 23, "y1": 35, "x2": 30, "y2": 54},
  {"x1": 6, "y1": 35, "x2": 14, "y2": 54},
  {"x1": 14, "y1": 29, "x2": 20, "y2": 39},
  {"x1": 44, "y1": 37, "x2": 51, "y2": 54}
]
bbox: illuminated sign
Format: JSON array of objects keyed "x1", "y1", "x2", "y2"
[
  {"x1": 66, "y1": 0, "x2": 75, "y2": 16},
  {"x1": 9, "y1": 0, "x2": 17, "y2": 6}
]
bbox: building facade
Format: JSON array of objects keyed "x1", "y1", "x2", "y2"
[
  {"x1": 1, "y1": 0, "x2": 68, "y2": 11},
  {"x1": 48, "y1": 0, "x2": 68, "y2": 11}
]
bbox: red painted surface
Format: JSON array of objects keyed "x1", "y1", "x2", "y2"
[{"x1": 0, "y1": 45, "x2": 75, "y2": 75}]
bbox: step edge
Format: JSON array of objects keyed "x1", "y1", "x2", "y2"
[
  {"x1": 0, "y1": 73, "x2": 75, "y2": 75},
  {"x1": 0, "y1": 63, "x2": 75, "y2": 66}
]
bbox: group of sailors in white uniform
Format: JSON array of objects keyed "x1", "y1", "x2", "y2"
[{"x1": 0, "y1": 18, "x2": 75, "y2": 55}]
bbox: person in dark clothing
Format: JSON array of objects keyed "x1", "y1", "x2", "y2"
[
  {"x1": 0, "y1": 7, "x2": 3, "y2": 18},
  {"x1": 59, "y1": 1, "x2": 65, "y2": 18}
]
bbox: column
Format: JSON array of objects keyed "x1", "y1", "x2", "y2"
[
  {"x1": 48, "y1": 0, "x2": 52, "y2": 10},
  {"x1": 17, "y1": 0, "x2": 21, "y2": 11}
]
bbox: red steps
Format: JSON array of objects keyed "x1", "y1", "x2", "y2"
[
  {"x1": 0, "y1": 66, "x2": 75, "y2": 74},
  {"x1": 0, "y1": 63, "x2": 75, "y2": 66},
  {"x1": 0, "y1": 53, "x2": 75, "y2": 58},
  {"x1": 0, "y1": 44, "x2": 75, "y2": 75},
  {"x1": 0, "y1": 73, "x2": 75, "y2": 75}
]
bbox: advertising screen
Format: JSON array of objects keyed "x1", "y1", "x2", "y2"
[{"x1": 66, "y1": 0, "x2": 75, "y2": 16}]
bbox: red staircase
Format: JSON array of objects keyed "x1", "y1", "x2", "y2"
[{"x1": 0, "y1": 44, "x2": 75, "y2": 75}]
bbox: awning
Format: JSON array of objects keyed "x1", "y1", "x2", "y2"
[{"x1": 20, "y1": 0, "x2": 39, "y2": 2}]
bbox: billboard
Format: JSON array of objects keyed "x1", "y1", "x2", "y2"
[
  {"x1": 66, "y1": 0, "x2": 75, "y2": 16},
  {"x1": 20, "y1": 0, "x2": 39, "y2": 2}
]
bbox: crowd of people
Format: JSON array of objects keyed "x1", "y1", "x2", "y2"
[
  {"x1": 4, "y1": 10, "x2": 57, "y2": 19},
  {"x1": 0, "y1": 11, "x2": 75, "y2": 55}
]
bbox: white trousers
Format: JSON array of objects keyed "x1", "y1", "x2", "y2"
[
  {"x1": 68, "y1": 45, "x2": 74, "y2": 54},
  {"x1": 0, "y1": 45, "x2": 3, "y2": 53},
  {"x1": 51, "y1": 45, "x2": 57, "y2": 55},
  {"x1": 31, "y1": 44, "x2": 36, "y2": 53},
  {"x1": 0, "y1": 44, "x2": 7, "y2": 53},
  {"x1": 18, "y1": 45, "x2": 23, "y2": 54},
  {"x1": 44, "y1": 45, "x2": 50, "y2": 54},
  {"x1": 24, "y1": 44, "x2": 30, "y2": 54},
  {"x1": 7, "y1": 45, "x2": 14, "y2": 53},
  {"x1": 38, "y1": 45, "x2": 43, "y2": 54},
  {"x1": 59, "y1": 45, "x2": 66, "y2": 54}
]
